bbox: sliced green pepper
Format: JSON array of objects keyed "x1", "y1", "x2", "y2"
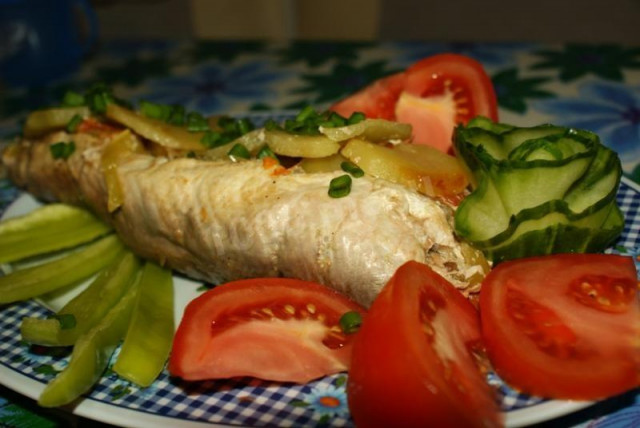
[
  {"x1": 0, "y1": 235, "x2": 124, "y2": 304},
  {"x1": 37, "y1": 279, "x2": 140, "y2": 408},
  {"x1": 0, "y1": 204, "x2": 111, "y2": 264},
  {"x1": 21, "y1": 251, "x2": 142, "y2": 346},
  {"x1": 453, "y1": 117, "x2": 624, "y2": 262},
  {"x1": 113, "y1": 261, "x2": 174, "y2": 387}
]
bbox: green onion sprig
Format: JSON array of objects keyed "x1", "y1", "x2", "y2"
[
  {"x1": 339, "y1": 311, "x2": 362, "y2": 334},
  {"x1": 50, "y1": 141, "x2": 76, "y2": 160},
  {"x1": 328, "y1": 174, "x2": 352, "y2": 198},
  {"x1": 66, "y1": 114, "x2": 83, "y2": 134}
]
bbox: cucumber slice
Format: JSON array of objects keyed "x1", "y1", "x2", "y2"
[{"x1": 453, "y1": 117, "x2": 623, "y2": 262}]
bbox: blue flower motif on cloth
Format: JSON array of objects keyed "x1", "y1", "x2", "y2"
[
  {"x1": 135, "y1": 61, "x2": 286, "y2": 115},
  {"x1": 391, "y1": 41, "x2": 535, "y2": 70},
  {"x1": 533, "y1": 81, "x2": 640, "y2": 174},
  {"x1": 290, "y1": 377, "x2": 350, "y2": 423},
  {"x1": 303, "y1": 383, "x2": 349, "y2": 417}
]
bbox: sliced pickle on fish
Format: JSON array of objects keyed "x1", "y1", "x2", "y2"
[
  {"x1": 320, "y1": 119, "x2": 412, "y2": 143},
  {"x1": 264, "y1": 130, "x2": 340, "y2": 158},
  {"x1": 341, "y1": 139, "x2": 469, "y2": 198},
  {"x1": 23, "y1": 107, "x2": 91, "y2": 138},
  {"x1": 299, "y1": 154, "x2": 348, "y2": 173},
  {"x1": 105, "y1": 103, "x2": 205, "y2": 151}
]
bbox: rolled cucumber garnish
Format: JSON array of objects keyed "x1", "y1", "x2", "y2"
[{"x1": 453, "y1": 116, "x2": 624, "y2": 263}]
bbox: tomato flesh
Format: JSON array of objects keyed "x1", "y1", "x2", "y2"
[
  {"x1": 347, "y1": 261, "x2": 501, "y2": 428},
  {"x1": 169, "y1": 278, "x2": 366, "y2": 383},
  {"x1": 331, "y1": 72, "x2": 406, "y2": 120},
  {"x1": 330, "y1": 53, "x2": 498, "y2": 153},
  {"x1": 480, "y1": 253, "x2": 640, "y2": 400}
]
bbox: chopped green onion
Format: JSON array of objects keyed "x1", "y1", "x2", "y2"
[
  {"x1": 186, "y1": 112, "x2": 209, "y2": 132},
  {"x1": 236, "y1": 118, "x2": 254, "y2": 135},
  {"x1": 200, "y1": 131, "x2": 224, "y2": 148},
  {"x1": 61, "y1": 91, "x2": 86, "y2": 107},
  {"x1": 328, "y1": 174, "x2": 352, "y2": 198},
  {"x1": 339, "y1": 311, "x2": 362, "y2": 334},
  {"x1": 227, "y1": 143, "x2": 250, "y2": 161},
  {"x1": 341, "y1": 161, "x2": 364, "y2": 178},
  {"x1": 50, "y1": 141, "x2": 76, "y2": 160},
  {"x1": 295, "y1": 105, "x2": 316, "y2": 123},
  {"x1": 264, "y1": 119, "x2": 280, "y2": 131},
  {"x1": 65, "y1": 114, "x2": 83, "y2": 133},
  {"x1": 347, "y1": 112, "x2": 366, "y2": 125},
  {"x1": 166, "y1": 104, "x2": 185, "y2": 126},
  {"x1": 257, "y1": 144, "x2": 278, "y2": 161},
  {"x1": 85, "y1": 83, "x2": 116, "y2": 114},
  {"x1": 139, "y1": 101, "x2": 170, "y2": 121}
]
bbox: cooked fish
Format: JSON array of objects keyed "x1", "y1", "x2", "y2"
[{"x1": 2, "y1": 130, "x2": 487, "y2": 307}]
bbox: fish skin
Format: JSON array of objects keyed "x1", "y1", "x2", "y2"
[{"x1": 2, "y1": 131, "x2": 484, "y2": 307}]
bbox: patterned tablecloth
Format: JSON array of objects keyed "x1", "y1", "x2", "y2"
[{"x1": 0, "y1": 40, "x2": 639, "y2": 427}]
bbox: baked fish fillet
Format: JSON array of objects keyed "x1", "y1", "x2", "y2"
[{"x1": 2, "y1": 130, "x2": 487, "y2": 307}]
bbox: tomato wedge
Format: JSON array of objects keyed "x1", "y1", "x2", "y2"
[
  {"x1": 347, "y1": 261, "x2": 501, "y2": 428},
  {"x1": 330, "y1": 53, "x2": 498, "y2": 153},
  {"x1": 480, "y1": 254, "x2": 640, "y2": 400},
  {"x1": 169, "y1": 278, "x2": 366, "y2": 383}
]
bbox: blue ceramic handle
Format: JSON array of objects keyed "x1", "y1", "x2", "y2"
[{"x1": 73, "y1": 0, "x2": 98, "y2": 54}]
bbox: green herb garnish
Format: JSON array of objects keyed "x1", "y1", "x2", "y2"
[
  {"x1": 227, "y1": 143, "x2": 251, "y2": 161},
  {"x1": 339, "y1": 311, "x2": 362, "y2": 334},
  {"x1": 257, "y1": 144, "x2": 278, "y2": 161},
  {"x1": 65, "y1": 114, "x2": 83, "y2": 133},
  {"x1": 341, "y1": 161, "x2": 364, "y2": 178},
  {"x1": 50, "y1": 141, "x2": 76, "y2": 160},
  {"x1": 328, "y1": 174, "x2": 352, "y2": 198},
  {"x1": 61, "y1": 91, "x2": 86, "y2": 107}
]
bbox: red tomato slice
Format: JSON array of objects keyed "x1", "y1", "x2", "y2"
[
  {"x1": 347, "y1": 261, "x2": 502, "y2": 428},
  {"x1": 330, "y1": 53, "x2": 498, "y2": 153},
  {"x1": 331, "y1": 72, "x2": 406, "y2": 120},
  {"x1": 169, "y1": 278, "x2": 366, "y2": 383},
  {"x1": 480, "y1": 253, "x2": 640, "y2": 400}
]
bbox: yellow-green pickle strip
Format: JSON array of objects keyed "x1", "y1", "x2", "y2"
[
  {"x1": 37, "y1": 279, "x2": 140, "y2": 407},
  {"x1": 0, "y1": 204, "x2": 111, "y2": 264},
  {"x1": 20, "y1": 251, "x2": 142, "y2": 346},
  {"x1": 113, "y1": 261, "x2": 174, "y2": 387},
  {"x1": 0, "y1": 235, "x2": 125, "y2": 304}
]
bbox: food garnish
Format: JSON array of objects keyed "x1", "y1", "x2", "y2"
[
  {"x1": 0, "y1": 203, "x2": 175, "y2": 404},
  {"x1": 113, "y1": 261, "x2": 174, "y2": 387},
  {"x1": 347, "y1": 261, "x2": 502, "y2": 428},
  {"x1": 480, "y1": 253, "x2": 639, "y2": 400},
  {"x1": 331, "y1": 53, "x2": 498, "y2": 153},
  {"x1": 454, "y1": 116, "x2": 624, "y2": 262},
  {"x1": 0, "y1": 203, "x2": 111, "y2": 263},
  {"x1": 169, "y1": 278, "x2": 366, "y2": 383}
]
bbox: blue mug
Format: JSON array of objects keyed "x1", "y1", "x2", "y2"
[{"x1": 0, "y1": 0, "x2": 98, "y2": 87}]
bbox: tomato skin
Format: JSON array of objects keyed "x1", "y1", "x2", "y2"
[
  {"x1": 347, "y1": 261, "x2": 501, "y2": 428},
  {"x1": 480, "y1": 253, "x2": 640, "y2": 400},
  {"x1": 330, "y1": 72, "x2": 406, "y2": 120},
  {"x1": 330, "y1": 53, "x2": 498, "y2": 153},
  {"x1": 404, "y1": 53, "x2": 498, "y2": 123},
  {"x1": 169, "y1": 278, "x2": 366, "y2": 383}
]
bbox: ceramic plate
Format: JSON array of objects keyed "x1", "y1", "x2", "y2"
[{"x1": 1, "y1": 174, "x2": 639, "y2": 428}]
